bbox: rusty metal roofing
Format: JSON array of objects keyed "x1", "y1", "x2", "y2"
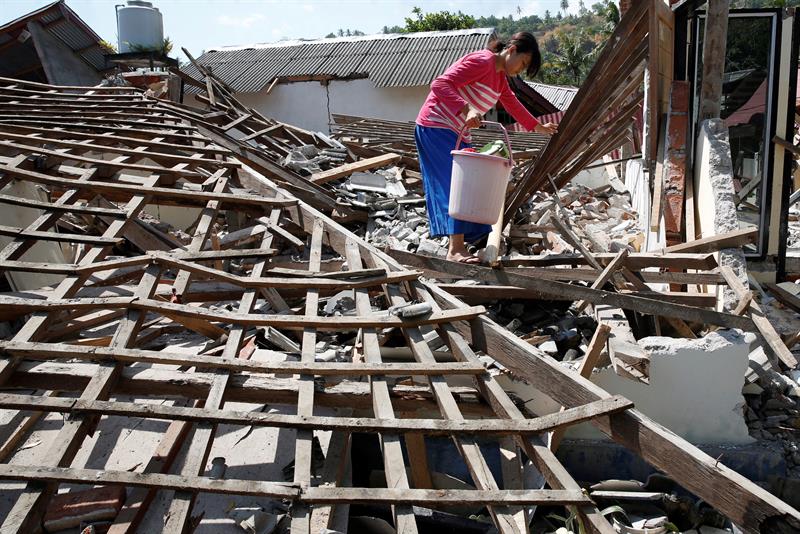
[
  {"x1": 525, "y1": 81, "x2": 578, "y2": 111},
  {"x1": 188, "y1": 28, "x2": 495, "y2": 93}
]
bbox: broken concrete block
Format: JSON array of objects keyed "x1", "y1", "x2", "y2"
[
  {"x1": 43, "y1": 486, "x2": 126, "y2": 532},
  {"x1": 416, "y1": 238, "x2": 447, "y2": 257}
]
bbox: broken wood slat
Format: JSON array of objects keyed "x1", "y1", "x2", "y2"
[
  {"x1": 310, "y1": 153, "x2": 402, "y2": 184},
  {"x1": 7, "y1": 362, "x2": 492, "y2": 416},
  {"x1": 221, "y1": 112, "x2": 252, "y2": 131},
  {"x1": 0, "y1": 263, "x2": 162, "y2": 532},
  {"x1": 0, "y1": 193, "x2": 127, "y2": 218},
  {"x1": 0, "y1": 122, "x2": 228, "y2": 155},
  {"x1": 550, "y1": 324, "x2": 612, "y2": 451},
  {"x1": 0, "y1": 462, "x2": 590, "y2": 505},
  {"x1": 764, "y1": 283, "x2": 800, "y2": 314},
  {"x1": 0, "y1": 249, "x2": 278, "y2": 276},
  {"x1": 0, "y1": 224, "x2": 122, "y2": 246},
  {"x1": 0, "y1": 131, "x2": 240, "y2": 168},
  {"x1": 0, "y1": 392, "x2": 632, "y2": 436},
  {"x1": 151, "y1": 256, "x2": 419, "y2": 291},
  {"x1": 344, "y1": 239, "x2": 418, "y2": 533},
  {"x1": 0, "y1": 342, "x2": 490, "y2": 376},
  {"x1": 241, "y1": 124, "x2": 283, "y2": 141},
  {"x1": 387, "y1": 250, "x2": 753, "y2": 331},
  {"x1": 301, "y1": 487, "x2": 590, "y2": 506},
  {"x1": 720, "y1": 267, "x2": 798, "y2": 368},
  {"x1": 501, "y1": 251, "x2": 718, "y2": 271},
  {"x1": 0, "y1": 464, "x2": 297, "y2": 498},
  {"x1": 663, "y1": 228, "x2": 758, "y2": 254},
  {"x1": 575, "y1": 249, "x2": 629, "y2": 312},
  {"x1": 0, "y1": 140, "x2": 207, "y2": 178},
  {"x1": 424, "y1": 280, "x2": 800, "y2": 533},
  {"x1": 290, "y1": 219, "x2": 324, "y2": 534},
  {"x1": 0, "y1": 163, "x2": 295, "y2": 208}
]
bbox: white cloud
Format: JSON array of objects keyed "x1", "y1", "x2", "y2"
[
  {"x1": 302, "y1": 4, "x2": 315, "y2": 13},
  {"x1": 217, "y1": 13, "x2": 266, "y2": 29}
]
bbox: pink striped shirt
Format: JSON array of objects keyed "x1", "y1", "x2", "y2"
[{"x1": 416, "y1": 49, "x2": 540, "y2": 141}]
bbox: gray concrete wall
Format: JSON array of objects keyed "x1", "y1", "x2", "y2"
[
  {"x1": 27, "y1": 20, "x2": 102, "y2": 86},
  {"x1": 694, "y1": 118, "x2": 748, "y2": 311}
]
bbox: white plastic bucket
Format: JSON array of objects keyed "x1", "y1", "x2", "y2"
[{"x1": 448, "y1": 121, "x2": 513, "y2": 225}]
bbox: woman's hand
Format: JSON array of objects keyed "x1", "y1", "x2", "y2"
[
  {"x1": 462, "y1": 105, "x2": 483, "y2": 129},
  {"x1": 534, "y1": 122, "x2": 558, "y2": 135}
]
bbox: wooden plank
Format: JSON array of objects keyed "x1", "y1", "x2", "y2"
[
  {"x1": 311, "y1": 153, "x2": 402, "y2": 184},
  {"x1": 0, "y1": 193, "x2": 126, "y2": 218},
  {"x1": 575, "y1": 249, "x2": 629, "y2": 312},
  {"x1": 500, "y1": 252, "x2": 718, "y2": 270},
  {"x1": 0, "y1": 463, "x2": 589, "y2": 505},
  {"x1": 698, "y1": 0, "x2": 729, "y2": 121},
  {"x1": 765, "y1": 283, "x2": 800, "y2": 314},
  {"x1": 0, "y1": 163, "x2": 296, "y2": 208},
  {"x1": 344, "y1": 238, "x2": 418, "y2": 534},
  {"x1": 424, "y1": 280, "x2": 800, "y2": 533},
  {"x1": 0, "y1": 225, "x2": 121, "y2": 247},
  {"x1": 0, "y1": 262, "x2": 161, "y2": 532},
  {"x1": 386, "y1": 250, "x2": 752, "y2": 331},
  {"x1": 382, "y1": 280, "x2": 525, "y2": 534},
  {"x1": 0, "y1": 342, "x2": 487, "y2": 376},
  {"x1": 290, "y1": 218, "x2": 324, "y2": 534},
  {"x1": 663, "y1": 228, "x2": 757, "y2": 254},
  {"x1": 550, "y1": 324, "x2": 611, "y2": 451},
  {"x1": 720, "y1": 267, "x2": 798, "y2": 368},
  {"x1": 0, "y1": 392, "x2": 633, "y2": 438}
]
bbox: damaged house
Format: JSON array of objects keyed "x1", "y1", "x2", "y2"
[{"x1": 0, "y1": 0, "x2": 799, "y2": 533}]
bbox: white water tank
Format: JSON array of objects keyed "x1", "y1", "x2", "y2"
[{"x1": 116, "y1": 1, "x2": 164, "y2": 53}]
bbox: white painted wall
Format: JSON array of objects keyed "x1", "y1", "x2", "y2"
[
  {"x1": 497, "y1": 330, "x2": 755, "y2": 445},
  {"x1": 231, "y1": 78, "x2": 430, "y2": 133}
]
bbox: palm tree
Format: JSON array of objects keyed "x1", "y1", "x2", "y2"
[
  {"x1": 554, "y1": 31, "x2": 592, "y2": 84},
  {"x1": 560, "y1": 0, "x2": 569, "y2": 17}
]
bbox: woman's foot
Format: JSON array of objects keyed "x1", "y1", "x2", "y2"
[{"x1": 447, "y1": 251, "x2": 481, "y2": 264}]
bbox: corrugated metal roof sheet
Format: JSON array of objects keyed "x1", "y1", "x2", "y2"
[
  {"x1": 192, "y1": 29, "x2": 495, "y2": 93},
  {"x1": 525, "y1": 81, "x2": 578, "y2": 111},
  {"x1": 0, "y1": 0, "x2": 111, "y2": 78}
]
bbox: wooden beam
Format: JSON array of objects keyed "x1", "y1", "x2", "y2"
[
  {"x1": 663, "y1": 228, "x2": 757, "y2": 254},
  {"x1": 386, "y1": 250, "x2": 753, "y2": 331},
  {"x1": 698, "y1": 0, "x2": 730, "y2": 121},
  {"x1": 720, "y1": 267, "x2": 798, "y2": 368},
  {"x1": 311, "y1": 153, "x2": 402, "y2": 185}
]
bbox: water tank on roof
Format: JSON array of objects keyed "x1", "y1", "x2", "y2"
[{"x1": 116, "y1": 1, "x2": 164, "y2": 54}]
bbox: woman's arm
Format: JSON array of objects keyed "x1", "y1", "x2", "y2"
[{"x1": 499, "y1": 84, "x2": 558, "y2": 134}]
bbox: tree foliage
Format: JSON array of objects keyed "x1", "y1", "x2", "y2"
[{"x1": 403, "y1": 6, "x2": 476, "y2": 32}]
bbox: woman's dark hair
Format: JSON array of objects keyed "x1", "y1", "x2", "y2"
[{"x1": 489, "y1": 31, "x2": 542, "y2": 78}]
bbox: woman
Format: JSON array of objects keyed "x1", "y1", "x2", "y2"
[{"x1": 415, "y1": 31, "x2": 557, "y2": 264}]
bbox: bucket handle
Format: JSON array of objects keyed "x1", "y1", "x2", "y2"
[{"x1": 454, "y1": 120, "x2": 514, "y2": 167}]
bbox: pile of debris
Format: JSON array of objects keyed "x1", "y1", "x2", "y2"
[{"x1": 509, "y1": 181, "x2": 642, "y2": 258}]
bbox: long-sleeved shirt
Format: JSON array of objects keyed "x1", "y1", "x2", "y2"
[{"x1": 416, "y1": 49, "x2": 540, "y2": 141}]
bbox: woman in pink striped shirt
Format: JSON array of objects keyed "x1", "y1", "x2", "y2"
[{"x1": 415, "y1": 32, "x2": 557, "y2": 263}]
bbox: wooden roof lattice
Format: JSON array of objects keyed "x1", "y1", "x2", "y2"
[{"x1": 0, "y1": 75, "x2": 796, "y2": 534}]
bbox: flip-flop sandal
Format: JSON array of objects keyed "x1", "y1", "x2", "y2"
[{"x1": 453, "y1": 254, "x2": 481, "y2": 265}]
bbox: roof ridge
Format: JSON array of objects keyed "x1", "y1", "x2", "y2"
[{"x1": 209, "y1": 27, "x2": 496, "y2": 53}]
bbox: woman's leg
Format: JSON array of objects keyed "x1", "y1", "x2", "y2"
[{"x1": 447, "y1": 233, "x2": 479, "y2": 262}]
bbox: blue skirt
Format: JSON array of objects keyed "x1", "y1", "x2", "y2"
[{"x1": 414, "y1": 125, "x2": 491, "y2": 242}]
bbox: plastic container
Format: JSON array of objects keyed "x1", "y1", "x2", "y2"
[
  {"x1": 448, "y1": 121, "x2": 513, "y2": 225},
  {"x1": 116, "y1": 1, "x2": 164, "y2": 54}
]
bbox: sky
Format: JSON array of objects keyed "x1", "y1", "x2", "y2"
[{"x1": 3, "y1": 0, "x2": 581, "y2": 61}]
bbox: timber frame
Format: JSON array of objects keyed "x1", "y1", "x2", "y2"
[{"x1": 0, "y1": 76, "x2": 796, "y2": 534}]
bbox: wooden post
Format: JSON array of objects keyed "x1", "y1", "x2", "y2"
[{"x1": 699, "y1": 0, "x2": 729, "y2": 121}]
